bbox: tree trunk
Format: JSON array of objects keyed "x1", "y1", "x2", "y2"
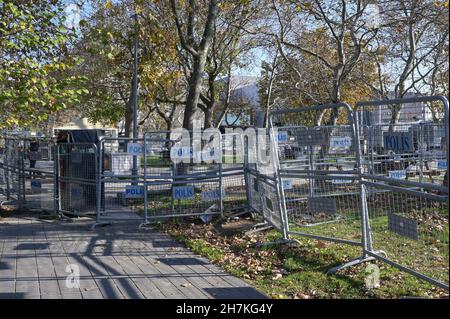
[
  {"x1": 203, "y1": 107, "x2": 214, "y2": 129},
  {"x1": 215, "y1": 68, "x2": 232, "y2": 128},
  {"x1": 181, "y1": 0, "x2": 218, "y2": 131},
  {"x1": 124, "y1": 77, "x2": 136, "y2": 138},
  {"x1": 183, "y1": 56, "x2": 207, "y2": 130},
  {"x1": 124, "y1": 98, "x2": 133, "y2": 138}
]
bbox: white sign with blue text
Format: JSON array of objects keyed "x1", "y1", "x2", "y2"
[
  {"x1": 383, "y1": 132, "x2": 413, "y2": 153},
  {"x1": 173, "y1": 186, "x2": 195, "y2": 200},
  {"x1": 201, "y1": 148, "x2": 221, "y2": 161},
  {"x1": 31, "y1": 179, "x2": 42, "y2": 190},
  {"x1": 127, "y1": 143, "x2": 145, "y2": 156},
  {"x1": 282, "y1": 180, "x2": 293, "y2": 190},
  {"x1": 277, "y1": 131, "x2": 289, "y2": 143},
  {"x1": 332, "y1": 177, "x2": 352, "y2": 184},
  {"x1": 125, "y1": 185, "x2": 145, "y2": 198},
  {"x1": 437, "y1": 160, "x2": 447, "y2": 170},
  {"x1": 329, "y1": 137, "x2": 352, "y2": 149},
  {"x1": 171, "y1": 147, "x2": 193, "y2": 160},
  {"x1": 388, "y1": 170, "x2": 406, "y2": 179},
  {"x1": 201, "y1": 189, "x2": 224, "y2": 201}
]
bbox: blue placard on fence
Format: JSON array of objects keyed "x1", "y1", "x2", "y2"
[
  {"x1": 388, "y1": 170, "x2": 406, "y2": 179},
  {"x1": 329, "y1": 137, "x2": 352, "y2": 149},
  {"x1": 383, "y1": 132, "x2": 413, "y2": 153},
  {"x1": 278, "y1": 131, "x2": 289, "y2": 143},
  {"x1": 171, "y1": 147, "x2": 193, "y2": 160},
  {"x1": 282, "y1": 180, "x2": 293, "y2": 190},
  {"x1": 437, "y1": 160, "x2": 447, "y2": 170},
  {"x1": 125, "y1": 185, "x2": 145, "y2": 198},
  {"x1": 201, "y1": 148, "x2": 220, "y2": 161},
  {"x1": 31, "y1": 179, "x2": 42, "y2": 189},
  {"x1": 71, "y1": 185, "x2": 83, "y2": 198},
  {"x1": 332, "y1": 178, "x2": 353, "y2": 184},
  {"x1": 127, "y1": 143, "x2": 145, "y2": 156},
  {"x1": 173, "y1": 186, "x2": 195, "y2": 200},
  {"x1": 201, "y1": 189, "x2": 223, "y2": 201}
]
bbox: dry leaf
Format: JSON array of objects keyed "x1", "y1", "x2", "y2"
[{"x1": 272, "y1": 273, "x2": 282, "y2": 280}]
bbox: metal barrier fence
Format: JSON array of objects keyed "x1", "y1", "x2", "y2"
[
  {"x1": 0, "y1": 134, "x2": 57, "y2": 214},
  {"x1": 244, "y1": 132, "x2": 287, "y2": 236},
  {"x1": 1, "y1": 135, "x2": 24, "y2": 207},
  {"x1": 0, "y1": 95, "x2": 448, "y2": 291},
  {"x1": 221, "y1": 132, "x2": 250, "y2": 215},
  {"x1": 91, "y1": 131, "x2": 250, "y2": 227},
  {"x1": 141, "y1": 131, "x2": 223, "y2": 225},
  {"x1": 356, "y1": 96, "x2": 449, "y2": 290},
  {"x1": 357, "y1": 97, "x2": 448, "y2": 185},
  {"x1": 57, "y1": 142, "x2": 97, "y2": 217},
  {"x1": 268, "y1": 103, "x2": 373, "y2": 271},
  {"x1": 93, "y1": 137, "x2": 145, "y2": 226},
  {"x1": 140, "y1": 131, "x2": 249, "y2": 225},
  {"x1": 23, "y1": 139, "x2": 57, "y2": 214}
]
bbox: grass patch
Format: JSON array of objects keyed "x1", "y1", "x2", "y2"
[
  {"x1": 157, "y1": 217, "x2": 448, "y2": 299},
  {"x1": 185, "y1": 239, "x2": 224, "y2": 263}
]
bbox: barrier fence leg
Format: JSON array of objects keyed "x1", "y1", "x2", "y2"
[
  {"x1": 327, "y1": 184, "x2": 377, "y2": 274},
  {"x1": 18, "y1": 150, "x2": 24, "y2": 212},
  {"x1": 91, "y1": 140, "x2": 109, "y2": 229},
  {"x1": 251, "y1": 127, "x2": 295, "y2": 248},
  {"x1": 327, "y1": 111, "x2": 385, "y2": 275},
  {"x1": 139, "y1": 134, "x2": 153, "y2": 229},
  {"x1": 52, "y1": 142, "x2": 62, "y2": 220}
]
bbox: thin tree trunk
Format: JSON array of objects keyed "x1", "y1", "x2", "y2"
[
  {"x1": 180, "y1": 0, "x2": 218, "y2": 130},
  {"x1": 203, "y1": 107, "x2": 214, "y2": 128}
]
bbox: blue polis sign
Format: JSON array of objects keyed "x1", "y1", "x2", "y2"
[
  {"x1": 201, "y1": 189, "x2": 223, "y2": 201},
  {"x1": 31, "y1": 179, "x2": 42, "y2": 189},
  {"x1": 173, "y1": 186, "x2": 195, "y2": 200},
  {"x1": 127, "y1": 143, "x2": 145, "y2": 156},
  {"x1": 383, "y1": 132, "x2": 413, "y2": 153},
  {"x1": 125, "y1": 185, "x2": 144, "y2": 198},
  {"x1": 277, "y1": 131, "x2": 289, "y2": 143}
]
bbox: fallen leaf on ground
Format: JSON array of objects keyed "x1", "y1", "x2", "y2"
[{"x1": 272, "y1": 273, "x2": 282, "y2": 280}]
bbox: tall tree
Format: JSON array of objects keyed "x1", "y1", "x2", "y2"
[
  {"x1": 74, "y1": 0, "x2": 179, "y2": 135},
  {"x1": 170, "y1": 0, "x2": 219, "y2": 130},
  {"x1": 0, "y1": 0, "x2": 86, "y2": 129},
  {"x1": 273, "y1": 0, "x2": 379, "y2": 124},
  {"x1": 364, "y1": 0, "x2": 449, "y2": 124},
  {"x1": 199, "y1": 0, "x2": 261, "y2": 128}
]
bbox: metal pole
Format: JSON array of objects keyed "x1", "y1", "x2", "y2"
[
  {"x1": 132, "y1": 13, "x2": 139, "y2": 180},
  {"x1": 143, "y1": 133, "x2": 148, "y2": 224}
]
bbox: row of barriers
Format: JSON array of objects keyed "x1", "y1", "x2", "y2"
[
  {"x1": 267, "y1": 96, "x2": 448, "y2": 290},
  {"x1": 0, "y1": 95, "x2": 448, "y2": 291},
  {"x1": 0, "y1": 131, "x2": 250, "y2": 224}
]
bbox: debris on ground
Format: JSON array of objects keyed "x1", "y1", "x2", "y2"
[{"x1": 157, "y1": 216, "x2": 448, "y2": 299}]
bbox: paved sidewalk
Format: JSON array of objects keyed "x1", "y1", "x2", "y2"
[{"x1": 0, "y1": 216, "x2": 267, "y2": 299}]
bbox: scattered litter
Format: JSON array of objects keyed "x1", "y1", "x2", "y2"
[
  {"x1": 200, "y1": 214, "x2": 213, "y2": 224},
  {"x1": 272, "y1": 273, "x2": 283, "y2": 280}
]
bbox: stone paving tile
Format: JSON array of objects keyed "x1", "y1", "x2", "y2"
[{"x1": 0, "y1": 216, "x2": 267, "y2": 299}]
